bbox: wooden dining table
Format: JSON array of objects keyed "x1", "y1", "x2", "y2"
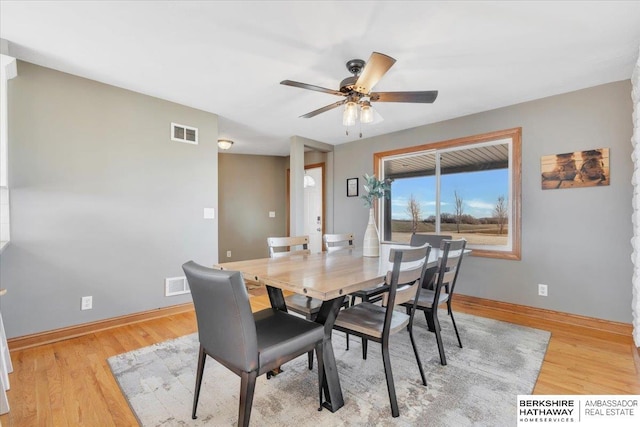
[{"x1": 214, "y1": 244, "x2": 445, "y2": 413}]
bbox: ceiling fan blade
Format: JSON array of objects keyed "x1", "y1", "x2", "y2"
[
  {"x1": 300, "y1": 100, "x2": 346, "y2": 118},
  {"x1": 353, "y1": 52, "x2": 396, "y2": 94},
  {"x1": 280, "y1": 80, "x2": 344, "y2": 97},
  {"x1": 370, "y1": 91, "x2": 438, "y2": 103}
]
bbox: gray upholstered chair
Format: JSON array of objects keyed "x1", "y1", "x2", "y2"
[
  {"x1": 268, "y1": 236, "x2": 349, "y2": 368},
  {"x1": 183, "y1": 261, "x2": 324, "y2": 427},
  {"x1": 333, "y1": 244, "x2": 430, "y2": 418},
  {"x1": 404, "y1": 239, "x2": 466, "y2": 366}
]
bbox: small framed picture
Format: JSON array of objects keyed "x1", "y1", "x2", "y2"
[{"x1": 347, "y1": 177, "x2": 359, "y2": 197}]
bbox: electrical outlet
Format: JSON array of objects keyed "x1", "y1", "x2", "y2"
[
  {"x1": 538, "y1": 284, "x2": 548, "y2": 297},
  {"x1": 226, "y1": 250, "x2": 232, "y2": 258},
  {"x1": 81, "y1": 296, "x2": 93, "y2": 310}
]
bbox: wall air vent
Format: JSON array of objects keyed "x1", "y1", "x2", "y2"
[
  {"x1": 165, "y1": 276, "x2": 190, "y2": 296},
  {"x1": 171, "y1": 122, "x2": 198, "y2": 144}
]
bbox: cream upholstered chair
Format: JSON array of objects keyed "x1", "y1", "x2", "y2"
[
  {"x1": 267, "y1": 235, "x2": 311, "y2": 258},
  {"x1": 333, "y1": 244, "x2": 431, "y2": 418},
  {"x1": 404, "y1": 239, "x2": 466, "y2": 365},
  {"x1": 409, "y1": 233, "x2": 452, "y2": 289},
  {"x1": 323, "y1": 232, "x2": 385, "y2": 359},
  {"x1": 183, "y1": 261, "x2": 324, "y2": 427},
  {"x1": 267, "y1": 236, "x2": 348, "y2": 368},
  {"x1": 323, "y1": 233, "x2": 355, "y2": 252},
  {"x1": 409, "y1": 233, "x2": 452, "y2": 249},
  {"x1": 341, "y1": 231, "x2": 387, "y2": 309}
]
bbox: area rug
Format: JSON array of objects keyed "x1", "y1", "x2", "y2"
[{"x1": 108, "y1": 312, "x2": 550, "y2": 426}]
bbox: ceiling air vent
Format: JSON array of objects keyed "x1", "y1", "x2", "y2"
[
  {"x1": 171, "y1": 122, "x2": 198, "y2": 144},
  {"x1": 165, "y1": 276, "x2": 190, "y2": 297}
]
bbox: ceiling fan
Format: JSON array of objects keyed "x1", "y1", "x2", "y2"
[{"x1": 280, "y1": 52, "x2": 438, "y2": 129}]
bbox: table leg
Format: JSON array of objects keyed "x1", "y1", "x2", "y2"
[
  {"x1": 314, "y1": 296, "x2": 345, "y2": 412},
  {"x1": 266, "y1": 285, "x2": 287, "y2": 311},
  {"x1": 422, "y1": 267, "x2": 438, "y2": 332},
  {"x1": 422, "y1": 266, "x2": 438, "y2": 290}
]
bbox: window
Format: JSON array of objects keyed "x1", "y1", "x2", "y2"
[{"x1": 374, "y1": 128, "x2": 521, "y2": 260}]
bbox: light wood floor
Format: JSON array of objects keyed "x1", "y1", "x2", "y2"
[{"x1": 1, "y1": 290, "x2": 639, "y2": 426}]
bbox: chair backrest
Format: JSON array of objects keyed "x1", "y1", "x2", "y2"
[
  {"x1": 323, "y1": 233, "x2": 355, "y2": 253},
  {"x1": 382, "y1": 244, "x2": 431, "y2": 309},
  {"x1": 432, "y1": 239, "x2": 467, "y2": 303},
  {"x1": 267, "y1": 236, "x2": 310, "y2": 258},
  {"x1": 182, "y1": 261, "x2": 259, "y2": 373},
  {"x1": 410, "y1": 233, "x2": 452, "y2": 250}
]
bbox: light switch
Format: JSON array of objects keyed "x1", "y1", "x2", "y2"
[
  {"x1": 269, "y1": 211, "x2": 276, "y2": 218},
  {"x1": 203, "y1": 208, "x2": 215, "y2": 219}
]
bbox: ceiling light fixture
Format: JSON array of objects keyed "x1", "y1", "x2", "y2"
[
  {"x1": 217, "y1": 139, "x2": 234, "y2": 150},
  {"x1": 343, "y1": 97, "x2": 377, "y2": 135},
  {"x1": 342, "y1": 99, "x2": 358, "y2": 126},
  {"x1": 360, "y1": 100, "x2": 374, "y2": 124}
]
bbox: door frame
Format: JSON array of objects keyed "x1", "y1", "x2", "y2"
[{"x1": 286, "y1": 162, "x2": 325, "y2": 248}]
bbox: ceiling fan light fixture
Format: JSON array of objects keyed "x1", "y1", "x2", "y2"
[
  {"x1": 281, "y1": 52, "x2": 437, "y2": 133},
  {"x1": 217, "y1": 139, "x2": 234, "y2": 150},
  {"x1": 360, "y1": 101, "x2": 373, "y2": 124},
  {"x1": 343, "y1": 100, "x2": 358, "y2": 126}
]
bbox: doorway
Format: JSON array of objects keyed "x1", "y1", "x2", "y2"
[
  {"x1": 286, "y1": 162, "x2": 326, "y2": 252},
  {"x1": 303, "y1": 165, "x2": 324, "y2": 253}
]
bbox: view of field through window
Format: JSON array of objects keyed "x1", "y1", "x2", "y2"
[{"x1": 383, "y1": 143, "x2": 510, "y2": 247}]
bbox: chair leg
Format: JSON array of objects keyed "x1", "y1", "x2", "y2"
[
  {"x1": 361, "y1": 295, "x2": 369, "y2": 359},
  {"x1": 405, "y1": 306, "x2": 412, "y2": 331},
  {"x1": 238, "y1": 370, "x2": 258, "y2": 427},
  {"x1": 362, "y1": 338, "x2": 368, "y2": 360},
  {"x1": 450, "y1": 310, "x2": 463, "y2": 348},
  {"x1": 315, "y1": 342, "x2": 324, "y2": 411},
  {"x1": 408, "y1": 321, "x2": 427, "y2": 386},
  {"x1": 381, "y1": 339, "x2": 399, "y2": 417},
  {"x1": 431, "y1": 313, "x2": 447, "y2": 366},
  {"x1": 192, "y1": 346, "x2": 206, "y2": 420}
]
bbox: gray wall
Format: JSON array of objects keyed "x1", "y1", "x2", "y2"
[
  {"x1": 218, "y1": 153, "x2": 287, "y2": 261},
  {"x1": 334, "y1": 80, "x2": 634, "y2": 323},
  {"x1": 1, "y1": 61, "x2": 219, "y2": 338}
]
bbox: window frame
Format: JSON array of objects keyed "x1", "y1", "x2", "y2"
[{"x1": 373, "y1": 127, "x2": 522, "y2": 260}]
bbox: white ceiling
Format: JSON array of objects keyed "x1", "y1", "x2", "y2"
[{"x1": 2, "y1": 1, "x2": 639, "y2": 156}]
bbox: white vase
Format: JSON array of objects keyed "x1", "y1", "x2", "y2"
[{"x1": 363, "y1": 207, "x2": 380, "y2": 257}]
